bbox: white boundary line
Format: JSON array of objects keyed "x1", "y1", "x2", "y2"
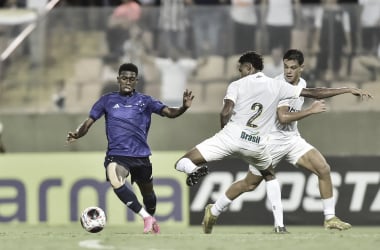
[{"x1": 78, "y1": 239, "x2": 114, "y2": 249}]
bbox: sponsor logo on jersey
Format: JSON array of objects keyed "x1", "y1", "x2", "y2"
[
  {"x1": 240, "y1": 131, "x2": 260, "y2": 143},
  {"x1": 288, "y1": 106, "x2": 300, "y2": 112}
]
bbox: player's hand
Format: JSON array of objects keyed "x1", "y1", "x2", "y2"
[
  {"x1": 309, "y1": 100, "x2": 327, "y2": 114},
  {"x1": 182, "y1": 89, "x2": 195, "y2": 108},
  {"x1": 350, "y1": 88, "x2": 373, "y2": 100},
  {"x1": 66, "y1": 131, "x2": 79, "y2": 144}
]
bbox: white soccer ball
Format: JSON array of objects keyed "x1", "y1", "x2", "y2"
[{"x1": 80, "y1": 206, "x2": 106, "y2": 233}]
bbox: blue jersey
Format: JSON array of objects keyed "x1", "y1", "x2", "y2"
[{"x1": 89, "y1": 91, "x2": 166, "y2": 157}]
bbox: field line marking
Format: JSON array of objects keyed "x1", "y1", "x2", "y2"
[{"x1": 78, "y1": 239, "x2": 114, "y2": 249}]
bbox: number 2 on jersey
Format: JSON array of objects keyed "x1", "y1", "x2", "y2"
[{"x1": 246, "y1": 103, "x2": 263, "y2": 128}]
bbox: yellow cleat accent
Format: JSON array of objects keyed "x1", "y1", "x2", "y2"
[
  {"x1": 324, "y1": 216, "x2": 352, "y2": 230},
  {"x1": 202, "y1": 204, "x2": 218, "y2": 234}
]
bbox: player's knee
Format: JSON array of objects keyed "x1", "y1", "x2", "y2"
[
  {"x1": 240, "y1": 179, "x2": 256, "y2": 192},
  {"x1": 107, "y1": 162, "x2": 128, "y2": 189},
  {"x1": 109, "y1": 179, "x2": 123, "y2": 189},
  {"x1": 314, "y1": 162, "x2": 331, "y2": 178},
  {"x1": 246, "y1": 184, "x2": 257, "y2": 192}
]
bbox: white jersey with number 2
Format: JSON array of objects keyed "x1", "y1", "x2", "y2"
[
  {"x1": 248, "y1": 74, "x2": 314, "y2": 174},
  {"x1": 224, "y1": 72, "x2": 303, "y2": 136},
  {"x1": 196, "y1": 72, "x2": 303, "y2": 170}
]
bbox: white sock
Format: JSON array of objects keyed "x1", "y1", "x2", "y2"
[
  {"x1": 139, "y1": 208, "x2": 151, "y2": 219},
  {"x1": 175, "y1": 158, "x2": 197, "y2": 174},
  {"x1": 322, "y1": 197, "x2": 335, "y2": 220},
  {"x1": 266, "y1": 179, "x2": 284, "y2": 227},
  {"x1": 211, "y1": 193, "x2": 232, "y2": 217}
]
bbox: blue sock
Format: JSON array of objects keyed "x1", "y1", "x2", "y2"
[
  {"x1": 143, "y1": 192, "x2": 157, "y2": 215},
  {"x1": 114, "y1": 184, "x2": 142, "y2": 213}
]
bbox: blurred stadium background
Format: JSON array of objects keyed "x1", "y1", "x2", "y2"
[{"x1": 0, "y1": 0, "x2": 380, "y2": 230}]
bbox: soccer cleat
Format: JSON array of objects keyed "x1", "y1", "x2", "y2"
[
  {"x1": 202, "y1": 204, "x2": 218, "y2": 234},
  {"x1": 152, "y1": 219, "x2": 161, "y2": 234},
  {"x1": 273, "y1": 226, "x2": 290, "y2": 234},
  {"x1": 324, "y1": 216, "x2": 352, "y2": 230},
  {"x1": 186, "y1": 165, "x2": 209, "y2": 187},
  {"x1": 143, "y1": 216, "x2": 154, "y2": 234}
]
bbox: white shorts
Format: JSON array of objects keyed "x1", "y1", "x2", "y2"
[
  {"x1": 249, "y1": 134, "x2": 314, "y2": 175},
  {"x1": 196, "y1": 123, "x2": 272, "y2": 170}
]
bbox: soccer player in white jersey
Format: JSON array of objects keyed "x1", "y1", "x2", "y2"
[
  {"x1": 174, "y1": 50, "x2": 372, "y2": 233},
  {"x1": 199, "y1": 49, "x2": 356, "y2": 234}
]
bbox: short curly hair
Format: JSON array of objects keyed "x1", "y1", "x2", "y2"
[
  {"x1": 238, "y1": 51, "x2": 264, "y2": 71},
  {"x1": 118, "y1": 63, "x2": 138, "y2": 76}
]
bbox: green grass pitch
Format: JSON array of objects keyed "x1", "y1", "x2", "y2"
[{"x1": 1, "y1": 224, "x2": 379, "y2": 250}]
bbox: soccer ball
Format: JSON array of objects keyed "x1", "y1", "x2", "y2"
[{"x1": 80, "y1": 206, "x2": 106, "y2": 233}]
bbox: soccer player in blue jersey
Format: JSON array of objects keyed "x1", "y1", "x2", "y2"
[{"x1": 66, "y1": 63, "x2": 194, "y2": 234}]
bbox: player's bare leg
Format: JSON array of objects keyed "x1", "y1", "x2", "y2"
[
  {"x1": 225, "y1": 171, "x2": 264, "y2": 199},
  {"x1": 297, "y1": 149, "x2": 351, "y2": 230},
  {"x1": 107, "y1": 163, "x2": 158, "y2": 233},
  {"x1": 202, "y1": 170, "x2": 274, "y2": 234}
]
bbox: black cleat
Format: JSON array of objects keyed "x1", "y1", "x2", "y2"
[{"x1": 186, "y1": 165, "x2": 209, "y2": 186}]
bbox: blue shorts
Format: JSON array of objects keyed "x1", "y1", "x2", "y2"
[{"x1": 104, "y1": 155, "x2": 153, "y2": 184}]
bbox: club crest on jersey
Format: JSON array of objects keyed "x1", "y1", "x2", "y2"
[{"x1": 240, "y1": 130, "x2": 260, "y2": 144}]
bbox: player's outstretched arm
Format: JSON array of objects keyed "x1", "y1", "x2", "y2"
[
  {"x1": 66, "y1": 118, "x2": 95, "y2": 143},
  {"x1": 300, "y1": 87, "x2": 373, "y2": 100},
  {"x1": 162, "y1": 89, "x2": 195, "y2": 118},
  {"x1": 277, "y1": 100, "x2": 327, "y2": 124}
]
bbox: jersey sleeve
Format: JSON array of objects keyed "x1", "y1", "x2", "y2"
[
  {"x1": 89, "y1": 96, "x2": 106, "y2": 121},
  {"x1": 148, "y1": 96, "x2": 166, "y2": 116},
  {"x1": 275, "y1": 75, "x2": 290, "y2": 108},
  {"x1": 278, "y1": 80, "x2": 303, "y2": 101},
  {"x1": 224, "y1": 81, "x2": 239, "y2": 104},
  {"x1": 277, "y1": 99, "x2": 291, "y2": 108}
]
